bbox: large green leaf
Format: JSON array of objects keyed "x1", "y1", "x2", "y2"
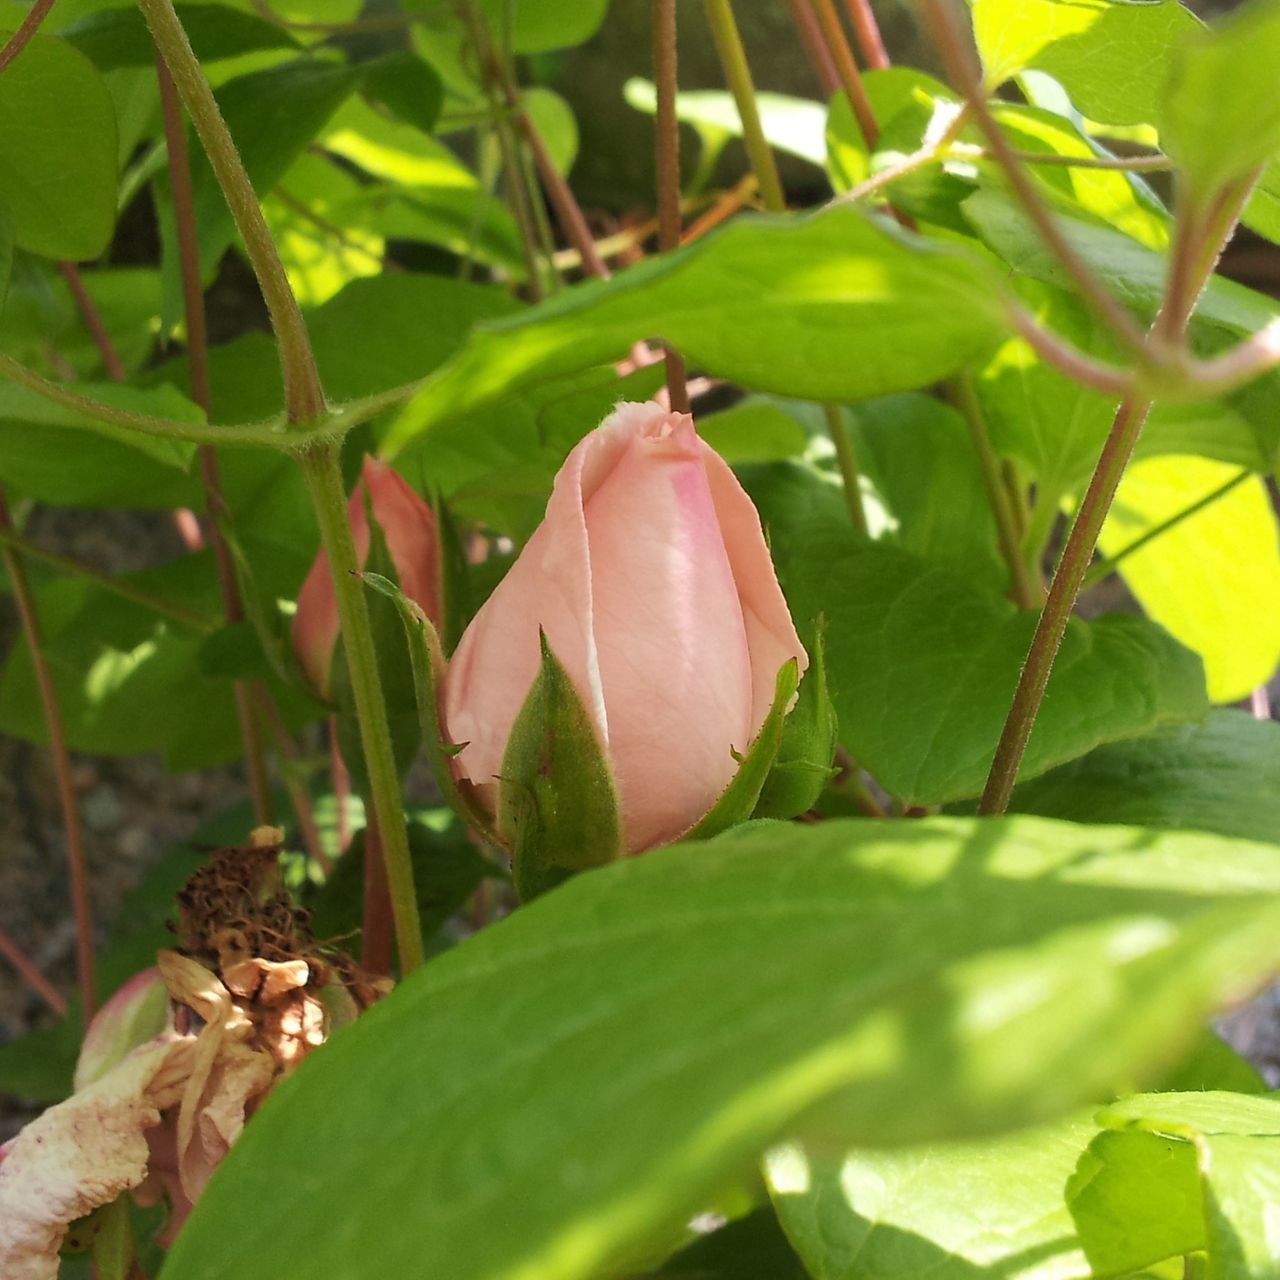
[
  {"x1": 1096, "y1": 455, "x2": 1280, "y2": 703},
  {"x1": 749, "y1": 470, "x2": 1207, "y2": 805},
  {"x1": 1160, "y1": 0, "x2": 1280, "y2": 201},
  {"x1": 971, "y1": 0, "x2": 1199, "y2": 128},
  {"x1": 383, "y1": 207, "x2": 1008, "y2": 454},
  {"x1": 1007, "y1": 710, "x2": 1280, "y2": 846},
  {"x1": 0, "y1": 34, "x2": 117, "y2": 259},
  {"x1": 161, "y1": 815, "x2": 1280, "y2": 1280},
  {"x1": 1069, "y1": 1092, "x2": 1280, "y2": 1279}
]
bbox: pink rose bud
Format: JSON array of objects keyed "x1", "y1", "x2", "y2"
[
  {"x1": 443, "y1": 401, "x2": 808, "y2": 852},
  {"x1": 293, "y1": 457, "x2": 442, "y2": 696},
  {"x1": 74, "y1": 967, "x2": 170, "y2": 1091}
]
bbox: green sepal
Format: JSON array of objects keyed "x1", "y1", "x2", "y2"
[
  {"x1": 332, "y1": 506, "x2": 421, "y2": 795},
  {"x1": 361, "y1": 570, "x2": 494, "y2": 837},
  {"x1": 684, "y1": 658, "x2": 800, "y2": 842},
  {"x1": 754, "y1": 619, "x2": 838, "y2": 820},
  {"x1": 434, "y1": 495, "x2": 471, "y2": 656},
  {"x1": 497, "y1": 631, "x2": 623, "y2": 901}
]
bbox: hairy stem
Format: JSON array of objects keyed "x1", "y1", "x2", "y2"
[
  {"x1": 703, "y1": 0, "x2": 787, "y2": 212},
  {"x1": 138, "y1": 0, "x2": 325, "y2": 424},
  {"x1": 654, "y1": 0, "x2": 689, "y2": 412},
  {"x1": 0, "y1": 490, "x2": 96, "y2": 1019},
  {"x1": 948, "y1": 373, "x2": 1039, "y2": 607},
  {"x1": 156, "y1": 50, "x2": 273, "y2": 827},
  {"x1": 299, "y1": 444, "x2": 423, "y2": 973}
]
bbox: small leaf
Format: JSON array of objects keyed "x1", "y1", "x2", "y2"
[
  {"x1": 686, "y1": 659, "x2": 799, "y2": 840},
  {"x1": 359, "y1": 49, "x2": 443, "y2": 136},
  {"x1": 497, "y1": 631, "x2": 623, "y2": 900},
  {"x1": 1161, "y1": 0, "x2": 1280, "y2": 201},
  {"x1": 0, "y1": 34, "x2": 118, "y2": 260}
]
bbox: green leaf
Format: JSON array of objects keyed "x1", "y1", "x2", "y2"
[
  {"x1": 359, "y1": 49, "x2": 443, "y2": 136},
  {"x1": 63, "y1": 3, "x2": 299, "y2": 70},
  {"x1": 498, "y1": 631, "x2": 623, "y2": 900},
  {"x1": 0, "y1": 382, "x2": 201, "y2": 506},
  {"x1": 1069, "y1": 1092, "x2": 1280, "y2": 1279},
  {"x1": 698, "y1": 399, "x2": 809, "y2": 465},
  {"x1": 624, "y1": 77, "x2": 827, "y2": 169},
  {"x1": 1007, "y1": 710, "x2": 1280, "y2": 847},
  {"x1": 161, "y1": 57, "x2": 358, "y2": 288},
  {"x1": 1160, "y1": 0, "x2": 1280, "y2": 201},
  {"x1": 384, "y1": 207, "x2": 1009, "y2": 455},
  {"x1": 768, "y1": 1111, "x2": 1098, "y2": 1280},
  {"x1": 643, "y1": 1207, "x2": 808, "y2": 1278},
  {"x1": 971, "y1": 0, "x2": 1200, "y2": 127},
  {"x1": 524, "y1": 87, "x2": 579, "y2": 176},
  {"x1": 0, "y1": 199, "x2": 13, "y2": 308},
  {"x1": 1096, "y1": 455, "x2": 1280, "y2": 703},
  {"x1": 685, "y1": 659, "x2": 799, "y2": 840},
  {"x1": 750, "y1": 477, "x2": 1208, "y2": 805},
  {"x1": 160, "y1": 815, "x2": 1280, "y2": 1280},
  {"x1": 472, "y1": 0, "x2": 609, "y2": 53},
  {"x1": 307, "y1": 817, "x2": 497, "y2": 948},
  {"x1": 0, "y1": 34, "x2": 117, "y2": 259},
  {"x1": 754, "y1": 627, "x2": 837, "y2": 821}
]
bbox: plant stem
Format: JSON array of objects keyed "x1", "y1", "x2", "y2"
[
  {"x1": 0, "y1": 928, "x2": 67, "y2": 1016},
  {"x1": 59, "y1": 263, "x2": 127, "y2": 382},
  {"x1": 138, "y1": 0, "x2": 325, "y2": 424},
  {"x1": 0, "y1": 0, "x2": 57, "y2": 72},
  {"x1": 947, "y1": 372, "x2": 1039, "y2": 608},
  {"x1": 0, "y1": 525, "x2": 217, "y2": 628},
  {"x1": 1005, "y1": 301, "x2": 1134, "y2": 396},
  {"x1": 840, "y1": 0, "x2": 889, "y2": 70},
  {"x1": 654, "y1": 0, "x2": 689, "y2": 413},
  {"x1": 921, "y1": 0, "x2": 1147, "y2": 358},
  {"x1": 787, "y1": 0, "x2": 840, "y2": 96},
  {"x1": 360, "y1": 812, "x2": 394, "y2": 976},
  {"x1": 157, "y1": 49, "x2": 273, "y2": 827},
  {"x1": 702, "y1": 0, "x2": 787, "y2": 213},
  {"x1": 809, "y1": 0, "x2": 879, "y2": 146},
  {"x1": 822, "y1": 404, "x2": 868, "y2": 534},
  {"x1": 298, "y1": 443, "x2": 423, "y2": 974},
  {"x1": 1081, "y1": 466, "x2": 1250, "y2": 590},
  {"x1": 0, "y1": 489, "x2": 96, "y2": 1020}
]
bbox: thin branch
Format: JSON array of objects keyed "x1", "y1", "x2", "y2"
[
  {"x1": 1004, "y1": 148, "x2": 1173, "y2": 173},
  {"x1": 59, "y1": 263, "x2": 127, "y2": 382},
  {"x1": 0, "y1": 525, "x2": 217, "y2": 629},
  {"x1": 920, "y1": 0, "x2": 1148, "y2": 357},
  {"x1": 787, "y1": 0, "x2": 840, "y2": 96},
  {"x1": 654, "y1": 0, "x2": 689, "y2": 412},
  {"x1": 157, "y1": 49, "x2": 274, "y2": 828},
  {"x1": 822, "y1": 404, "x2": 869, "y2": 534},
  {"x1": 1179, "y1": 318, "x2": 1280, "y2": 396},
  {"x1": 0, "y1": 928, "x2": 67, "y2": 1016},
  {"x1": 680, "y1": 175, "x2": 758, "y2": 243},
  {"x1": 1005, "y1": 301, "x2": 1134, "y2": 396},
  {"x1": 947, "y1": 373, "x2": 1040, "y2": 608},
  {"x1": 841, "y1": 0, "x2": 890, "y2": 70},
  {"x1": 1081, "y1": 467, "x2": 1251, "y2": 590},
  {"x1": 0, "y1": 0, "x2": 57, "y2": 73},
  {"x1": 139, "y1": 0, "x2": 326, "y2": 424},
  {"x1": 809, "y1": 0, "x2": 879, "y2": 147},
  {"x1": 0, "y1": 489, "x2": 96, "y2": 1020}
]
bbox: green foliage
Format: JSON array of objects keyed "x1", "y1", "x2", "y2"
[
  {"x1": 0, "y1": 34, "x2": 118, "y2": 259},
  {"x1": 160, "y1": 816, "x2": 1280, "y2": 1280}
]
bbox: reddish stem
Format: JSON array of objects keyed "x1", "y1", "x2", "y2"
[
  {"x1": 0, "y1": 0, "x2": 57, "y2": 72},
  {"x1": 0, "y1": 490, "x2": 96, "y2": 1020},
  {"x1": 787, "y1": 0, "x2": 840, "y2": 96},
  {"x1": 0, "y1": 928, "x2": 67, "y2": 1016},
  {"x1": 59, "y1": 262, "x2": 127, "y2": 383},
  {"x1": 809, "y1": 0, "x2": 879, "y2": 147},
  {"x1": 841, "y1": 0, "x2": 890, "y2": 70}
]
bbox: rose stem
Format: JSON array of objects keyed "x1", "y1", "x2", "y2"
[
  {"x1": 654, "y1": 0, "x2": 690, "y2": 412},
  {"x1": 0, "y1": 490, "x2": 96, "y2": 1020},
  {"x1": 788, "y1": 0, "x2": 840, "y2": 96},
  {"x1": 823, "y1": 405, "x2": 869, "y2": 535},
  {"x1": 809, "y1": 0, "x2": 878, "y2": 146},
  {"x1": 841, "y1": 0, "x2": 890, "y2": 70},
  {"x1": 0, "y1": 0, "x2": 57, "y2": 72},
  {"x1": 154, "y1": 50, "x2": 275, "y2": 829},
  {"x1": 141, "y1": 0, "x2": 424, "y2": 971}
]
